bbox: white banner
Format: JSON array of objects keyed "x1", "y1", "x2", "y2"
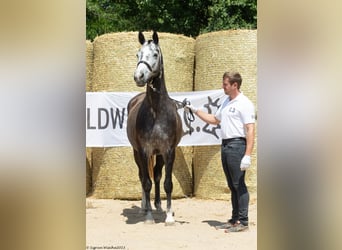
[{"x1": 86, "y1": 89, "x2": 226, "y2": 147}]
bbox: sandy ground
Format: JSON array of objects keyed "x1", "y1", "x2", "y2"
[{"x1": 86, "y1": 195, "x2": 257, "y2": 250}]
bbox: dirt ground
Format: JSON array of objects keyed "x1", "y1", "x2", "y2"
[{"x1": 86, "y1": 194, "x2": 257, "y2": 250}]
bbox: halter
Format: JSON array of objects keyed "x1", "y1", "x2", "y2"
[
  {"x1": 137, "y1": 54, "x2": 163, "y2": 92},
  {"x1": 137, "y1": 60, "x2": 153, "y2": 72}
]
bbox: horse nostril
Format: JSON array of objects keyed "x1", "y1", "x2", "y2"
[{"x1": 140, "y1": 73, "x2": 144, "y2": 79}]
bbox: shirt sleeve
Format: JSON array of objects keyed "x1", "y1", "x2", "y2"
[
  {"x1": 241, "y1": 100, "x2": 256, "y2": 124},
  {"x1": 215, "y1": 97, "x2": 229, "y2": 121},
  {"x1": 215, "y1": 107, "x2": 222, "y2": 121}
]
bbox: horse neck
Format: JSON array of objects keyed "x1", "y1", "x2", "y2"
[{"x1": 146, "y1": 74, "x2": 169, "y2": 109}]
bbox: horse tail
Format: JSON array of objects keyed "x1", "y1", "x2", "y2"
[{"x1": 148, "y1": 155, "x2": 155, "y2": 180}]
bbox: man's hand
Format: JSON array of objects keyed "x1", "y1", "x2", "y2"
[
  {"x1": 240, "y1": 155, "x2": 251, "y2": 171},
  {"x1": 185, "y1": 104, "x2": 198, "y2": 113}
]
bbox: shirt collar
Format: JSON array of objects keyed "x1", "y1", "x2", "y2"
[{"x1": 228, "y1": 92, "x2": 243, "y2": 102}]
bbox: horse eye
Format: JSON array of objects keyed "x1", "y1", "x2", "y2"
[{"x1": 153, "y1": 53, "x2": 158, "y2": 58}]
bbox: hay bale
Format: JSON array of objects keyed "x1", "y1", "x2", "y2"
[
  {"x1": 86, "y1": 40, "x2": 94, "y2": 196},
  {"x1": 91, "y1": 31, "x2": 195, "y2": 199},
  {"x1": 86, "y1": 40, "x2": 93, "y2": 91},
  {"x1": 92, "y1": 31, "x2": 195, "y2": 92},
  {"x1": 86, "y1": 148, "x2": 92, "y2": 196},
  {"x1": 194, "y1": 30, "x2": 257, "y2": 92},
  {"x1": 91, "y1": 148, "x2": 141, "y2": 199},
  {"x1": 193, "y1": 145, "x2": 228, "y2": 199},
  {"x1": 91, "y1": 147, "x2": 193, "y2": 199},
  {"x1": 193, "y1": 30, "x2": 257, "y2": 199}
]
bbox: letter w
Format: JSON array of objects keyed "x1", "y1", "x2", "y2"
[{"x1": 110, "y1": 108, "x2": 125, "y2": 129}]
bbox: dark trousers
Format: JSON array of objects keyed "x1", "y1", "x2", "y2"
[{"x1": 221, "y1": 139, "x2": 249, "y2": 226}]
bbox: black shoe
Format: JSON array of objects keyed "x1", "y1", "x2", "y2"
[
  {"x1": 215, "y1": 219, "x2": 235, "y2": 230},
  {"x1": 225, "y1": 223, "x2": 248, "y2": 232}
]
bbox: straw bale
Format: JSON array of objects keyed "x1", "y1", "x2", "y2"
[
  {"x1": 92, "y1": 31, "x2": 195, "y2": 92},
  {"x1": 195, "y1": 30, "x2": 257, "y2": 93},
  {"x1": 193, "y1": 146, "x2": 228, "y2": 200},
  {"x1": 90, "y1": 31, "x2": 195, "y2": 199},
  {"x1": 86, "y1": 148, "x2": 92, "y2": 196},
  {"x1": 150, "y1": 32, "x2": 195, "y2": 92},
  {"x1": 193, "y1": 30, "x2": 257, "y2": 199},
  {"x1": 91, "y1": 147, "x2": 140, "y2": 199},
  {"x1": 86, "y1": 41, "x2": 93, "y2": 196},
  {"x1": 91, "y1": 147, "x2": 193, "y2": 199},
  {"x1": 86, "y1": 40, "x2": 93, "y2": 91}
]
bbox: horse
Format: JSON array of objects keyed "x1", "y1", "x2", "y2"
[{"x1": 126, "y1": 31, "x2": 183, "y2": 225}]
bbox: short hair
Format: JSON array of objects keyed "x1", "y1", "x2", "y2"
[{"x1": 222, "y1": 71, "x2": 242, "y2": 89}]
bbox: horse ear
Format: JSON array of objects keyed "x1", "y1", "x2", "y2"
[
  {"x1": 152, "y1": 31, "x2": 159, "y2": 45},
  {"x1": 138, "y1": 31, "x2": 145, "y2": 45}
]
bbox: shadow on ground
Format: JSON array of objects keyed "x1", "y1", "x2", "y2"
[
  {"x1": 121, "y1": 205, "x2": 191, "y2": 225},
  {"x1": 121, "y1": 205, "x2": 166, "y2": 224},
  {"x1": 202, "y1": 220, "x2": 225, "y2": 229}
]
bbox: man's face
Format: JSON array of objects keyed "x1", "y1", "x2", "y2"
[{"x1": 222, "y1": 78, "x2": 236, "y2": 95}]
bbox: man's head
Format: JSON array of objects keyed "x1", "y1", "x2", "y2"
[{"x1": 222, "y1": 71, "x2": 242, "y2": 89}]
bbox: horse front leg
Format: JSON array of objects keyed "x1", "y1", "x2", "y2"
[
  {"x1": 134, "y1": 150, "x2": 148, "y2": 214},
  {"x1": 137, "y1": 150, "x2": 154, "y2": 223},
  {"x1": 163, "y1": 149, "x2": 176, "y2": 226},
  {"x1": 154, "y1": 155, "x2": 164, "y2": 211},
  {"x1": 142, "y1": 175, "x2": 154, "y2": 224}
]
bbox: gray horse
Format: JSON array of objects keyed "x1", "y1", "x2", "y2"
[{"x1": 126, "y1": 31, "x2": 183, "y2": 225}]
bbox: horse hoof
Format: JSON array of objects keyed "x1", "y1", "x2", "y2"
[{"x1": 165, "y1": 214, "x2": 175, "y2": 226}]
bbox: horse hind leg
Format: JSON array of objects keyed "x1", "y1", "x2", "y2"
[{"x1": 154, "y1": 155, "x2": 164, "y2": 211}]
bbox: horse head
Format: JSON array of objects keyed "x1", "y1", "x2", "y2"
[{"x1": 134, "y1": 31, "x2": 163, "y2": 87}]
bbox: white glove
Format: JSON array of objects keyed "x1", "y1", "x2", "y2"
[
  {"x1": 240, "y1": 155, "x2": 251, "y2": 171},
  {"x1": 185, "y1": 104, "x2": 198, "y2": 113}
]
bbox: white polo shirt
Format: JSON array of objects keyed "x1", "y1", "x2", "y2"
[{"x1": 215, "y1": 93, "x2": 255, "y2": 139}]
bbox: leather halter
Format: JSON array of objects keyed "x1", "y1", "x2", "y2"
[
  {"x1": 137, "y1": 60, "x2": 153, "y2": 72},
  {"x1": 137, "y1": 59, "x2": 162, "y2": 92}
]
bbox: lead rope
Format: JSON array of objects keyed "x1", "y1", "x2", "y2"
[{"x1": 173, "y1": 98, "x2": 195, "y2": 135}]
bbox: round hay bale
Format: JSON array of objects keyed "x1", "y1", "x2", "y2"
[
  {"x1": 86, "y1": 40, "x2": 94, "y2": 196},
  {"x1": 193, "y1": 145, "x2": 228, "y2": 200},
  {"x1": 194, "y1": 30, "x2": 257, "y2": 92},
  {"x1": 91, "y1": 31, "x2": 195, "y2": 199},
  {"x1": 86, "y1": 148, "x2": 92, "y2": 196},
  {"x1": 151, "y1": 32, "x2": 195, "y2": 91},
  {"x1": 92, "y1": 31, "x2": 195, "y2": 92},
  {"x1": 91, "y1": 147, "x2": 141, "y2": 199},
  {"x1": 91, "y1": 147, "x2": 193, "y2": 199},
  {"x1": 86, "y1": 40, "x2": 93, "y2": 92},
  {"x1": 193, "y1": 30, "x2": 257, "y2": 199}
]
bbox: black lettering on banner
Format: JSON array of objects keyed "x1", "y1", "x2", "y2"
[
  {"x1": 98, "y1": 108, "x2": 109, "y2": 129},
  {"x1": 87, "y1": 107, "x2": 126, "y2": 130},
  {"x1": 182, "y1": 96, "x2": 221, "y2": 139},
  {"x1": 110, "y1": 108, "x2": 126, "y2": 129},
  {"x1": 87, "y1": 108, "x2": 96, "y2": 129},
  {"x1": 202, "y1": 96, "x2": 221, "y2": 139}
]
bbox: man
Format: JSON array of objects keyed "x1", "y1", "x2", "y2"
[{"x1": 186, "y1": 71, "x2": 255, "y2": 232}]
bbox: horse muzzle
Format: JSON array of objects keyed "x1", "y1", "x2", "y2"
[{"x1": 133, "y1": 74, "x2": 147, "y2": 87}]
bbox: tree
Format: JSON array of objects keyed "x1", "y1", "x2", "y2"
[
  {"x1": 86, "y1": 0, "x2": 257, "y2": 41},
  {"x1": 203, "y1": 0, "x2": 257, "y2": 32}
]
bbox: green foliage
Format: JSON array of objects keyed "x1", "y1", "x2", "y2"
[
  {"x1": 86, "y1": 0, "x2": 257, "y2": 41},
  {"x1": 203, "y1": 0, "x2": 257, "y2": 33}
]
